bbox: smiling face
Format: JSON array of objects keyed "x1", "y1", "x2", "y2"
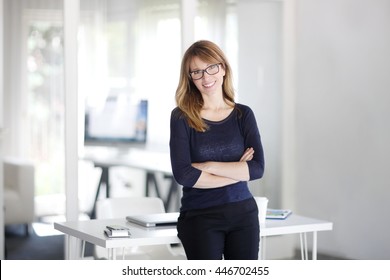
[{"x1": 189, "y1": 56, "x2": 226, "y2": 97}]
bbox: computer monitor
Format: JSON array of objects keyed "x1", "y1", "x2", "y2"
[{"x1": 84, "y1": 96, "x2": 147, "y2": 147}]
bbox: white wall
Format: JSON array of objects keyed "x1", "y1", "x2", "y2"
[
  {"x1": 293, "y1": 0, "x2": 390, "y2": 259},
  {"x1": 237, "y1": 0, "x2": 283, "y2": 208},
  {"x1": 237, "y1": 0, "x2": 296, "y2": 260},
  {"x1": 238, "y1": 0, "x2": 390, "y2": 260}
]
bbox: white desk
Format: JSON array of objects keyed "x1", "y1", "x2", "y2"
[
  {"x1": 54, "y1": 214, "x2": 332, "y2": 260},
  {"x1": 261, "y1": 215, "x2": 333, "y2": 260}
]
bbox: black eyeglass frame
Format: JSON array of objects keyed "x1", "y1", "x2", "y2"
[{"x1": 189, "y1": 63, "x2": 222, "y2": 80}]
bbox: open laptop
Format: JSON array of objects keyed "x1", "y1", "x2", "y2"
[{"x1": 126, "y1": 212, "x2": 179, "y2": 227}]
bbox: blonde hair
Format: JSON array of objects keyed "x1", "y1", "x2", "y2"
[{"x1": 175, "y1": 40, "x2": 235, "y2": 132}]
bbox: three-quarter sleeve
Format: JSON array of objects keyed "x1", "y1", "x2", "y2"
[
  {"x1": 169, "y1": 108, "x2": 202, "y2": 187},
  {"x1": 239, "y1": 105, "x2": 265, "y2": 180}
]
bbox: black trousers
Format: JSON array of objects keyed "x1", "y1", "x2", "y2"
[{"x1": 177, "y1": 197, "x2": 260, "y2": 260}]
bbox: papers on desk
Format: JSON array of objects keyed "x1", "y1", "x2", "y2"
[
  {"x1": 104, "y1": 225, "x2": 131, "y2": 238},
  {"x1": 266, "y1": 209, "x2": 292, "y2": 220}
]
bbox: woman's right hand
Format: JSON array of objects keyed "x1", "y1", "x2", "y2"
[{"x1": 240, "y1": 147, "x2": 254, "y2": 162}]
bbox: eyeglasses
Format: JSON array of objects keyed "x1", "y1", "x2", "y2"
[{"x1": 189, "y1": 63, "x2": 222, "y2": 80}]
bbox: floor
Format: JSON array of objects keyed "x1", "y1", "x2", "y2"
[{"x1": 4, "y1": 219, "x2": 94, "y2": 260}]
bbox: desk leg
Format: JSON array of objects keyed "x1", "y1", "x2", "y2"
[
  {"x1": 145, "y1": 172, "x2": 180, "y2": 212},
  {"x1": 90, "y1": 166, "x2": 110, "y2": 218},
  {"x1": 300, "y1": 233, "x2": 308, "y2": 260},
  {"x1": 112, "y1": 248, "x2": 117, "y2": 260},
  {"x1": 259, "y1": 236, "x2": 266, "y2": 260},
  {"x1": 146, "y1": 172, "x2": 161, "y2": 198},
  {"x1": 312, "y1": 231, "x2": 317, "y2": 260},
  {"x1": 65, "y1": 234, "x2": 70, "y2": 260},
  {"x1": 299, "y1": 232, "x2": 320, "y2": 260},
  {"x1": 107, "y1": 248, "x2": 118, "y2": 260},
  {"x1": 81, "y1": 240, "x2": 86, "y2": 259},
  {"x1": 164, "y1": 175, "x2": 180, "y2": 211},
  {"x1": 65, "y1": 235, "x2": 83, "y2": 259}
]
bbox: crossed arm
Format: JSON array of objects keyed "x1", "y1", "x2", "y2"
[{"x1": 191, "y1": 147, "x2": 255, "y2": 189}]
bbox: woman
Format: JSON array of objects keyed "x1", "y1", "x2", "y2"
[{"x1": 169, "y1": 40, "x2": 265, "y2": 260}]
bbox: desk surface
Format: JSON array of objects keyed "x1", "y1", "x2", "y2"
[
  {"x1": 81, "y1": 146, "x2": 172, "y2": 174},
  {"x1": 55, "y1": 218, "x2": 180, "y2": 249},
  {"x1": 54, "y1": 214, "x2": 333, "y2": 249},
  {"x1": 264, "y1": 215, "x2": 333, "y2": 236}
]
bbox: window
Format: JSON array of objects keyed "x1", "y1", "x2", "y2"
[
  {"x1": 25, "y1": 19, "x2": 65, "y2": 196},
  {"x1": 80, "y1": 1, "x2": 181, "y2": 147},
  {"x1": 195, "y1": 0, "x2": 238, "y2": 93}
]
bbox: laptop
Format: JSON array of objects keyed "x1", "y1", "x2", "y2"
[{"x1": 126, "y1": 212, "x2": 179, "y2": 227}]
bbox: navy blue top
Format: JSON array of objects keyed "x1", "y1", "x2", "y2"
[{"x1": 169, "y1": 103, "x2": 265, "y2": 212}]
